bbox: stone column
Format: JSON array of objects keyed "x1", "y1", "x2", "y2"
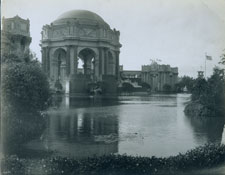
[
  {"x1": 74, "y1": 46, "x2": 78, "y2": 74},
  {"x1": 94, "y1": 53, "x2": 99, "y2": 80},
  {"x1": 104, "y1": 48, "x2": 108, "y2": 75},
  {"x1": 100, "y1": 48, "x2": 105, "y2": 75},
  {"x1": 115, "y1": 51, "x2": 120, "y2": 80},
  {"x1": 86, "y1": 55, "x2": 92, "y2": 75},
  {"x1": 69, "y1": 46, "x2": 74, "y2": 75},
  {"x1": 69, "y1": 46, "x2": 78, "y2": 75},
  {"x1": 66, "y1": 46, "x2": 70, "y2": 77},
  {"x1": 98, "y1": 47, "x2": 103, "y2": 76},
  {"x1": 46, "y1": 47, "x2": 50, "y2": 77},
  {"x1": 83, "y1": 63, "x2": 87, "y2": 75}
]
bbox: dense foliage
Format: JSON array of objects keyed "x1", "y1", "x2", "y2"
[
  {"x1": 1, "y1": 53, "x2": 51, "y2": 147},
  {"x1": 2, "y1": 144, "x2": 225, "y2": 175},
  {"x1": 2, "y1": 54, "x2": 51, "y2": 112},
  {"x1": 185, "y1": 55, "x2": 225, "y2": 117},
  {"x1": 175, "y1": 76, "x2": 194, "y2": 92}
]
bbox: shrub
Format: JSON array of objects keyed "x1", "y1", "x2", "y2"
[
  {"x1": 2, "y1": 61, "x2": 51, "y2": 112},
  {"x1": 2, "y1": 144, "x2": 225, "y2": 175},
  {"x1": 1, "y1": 58, "x2": 51, "y2": 147}
]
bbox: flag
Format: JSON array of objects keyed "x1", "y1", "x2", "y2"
[{"x1": 206, "y1": 55, "x2": 212, "y2": 60}]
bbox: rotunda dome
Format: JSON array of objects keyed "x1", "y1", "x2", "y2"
[{"x1": 53, "y1": 10, "x2": 109, "y2": 27}]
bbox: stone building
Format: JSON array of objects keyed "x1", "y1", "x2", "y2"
[
  {"x1": 121, "y1": 70, "x2": 142, "y2": 79},
  {"x1": 41, "y1": 10, "x2": 122, "y2": 94},
  {"x1": 119, "y1": 62, "x2": 178, "y2": 92},
  {"x1": 1, "y1": 15, "x2": 31, "y2": 60},
  {"x1": 141, "y1": 62, "x2": 178, "y2": 91}
]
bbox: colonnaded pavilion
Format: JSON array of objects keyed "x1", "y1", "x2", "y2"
[{"x1": 40, "y1": 10, "x2": 122, "y2": 94}]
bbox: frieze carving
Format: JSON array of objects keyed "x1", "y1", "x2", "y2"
[
  {"x1": 43, "y1": 24, "x2": 120, "y2": 44},
  {"x1": 52, "y1": 28, "x2": 69, "y2": 38},
  {"x1": 78, "y1": 28, "x2": 97, "y2": 37}
]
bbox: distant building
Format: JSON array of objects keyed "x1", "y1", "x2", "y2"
[
  {"x1": 142, "y1": 62, "x2": 178, "y2": 91},
  {"x1": 1, "y1": 15, "x2": 31, "y2": 59},
  {"x1": 119, "y1": 66, "x2": 142, "y2": 87},
  {"x1": 120, "y1": 70, "x2": 142, "y2": 88},
  {"x1": 120, "y1": 62, "x2": 178, "y2": 92},
  {"x1": 121, "y1": 70, "x2": 141, "y2": 79}
]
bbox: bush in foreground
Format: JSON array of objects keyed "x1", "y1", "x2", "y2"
[
  {"x1": 1, "y1": 55, "x2": 51, "y2": 147},
  {"x1": 2, "y1": 61, "x2": 51, "y2": 112},
  {"x1": 2, "y1": 144, "x2": 225, "y2": 175}
]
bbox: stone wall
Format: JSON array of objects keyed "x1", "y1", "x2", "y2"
[
  {"x1": 69, "y1": 74, "x2": 91, "y2": 94},
  {"x1": 102, "y1": 75, "x2": 118, "y2": 94}
]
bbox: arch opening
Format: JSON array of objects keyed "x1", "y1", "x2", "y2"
[
  {"x1": 50, "y1": 48, "x2": 69, "y2": 93},
  {"x1": 78, "y1": 48, "x2": 96, "y2": 76},
  {"x1": 53, "y1": 48, "x2": 67, "y2": 81}
]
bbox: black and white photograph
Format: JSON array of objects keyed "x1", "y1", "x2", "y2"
[{"x1": 1, "y1": 0, "x2": 225, "y2": 174}]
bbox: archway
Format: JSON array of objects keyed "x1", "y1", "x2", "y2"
[
  {"x1": 53, "y1": 48, "x2": 67, "y2": 81},
  {"x1": 78, "y1": 48, "x2": 96, "y2": 76},
  {"x1": 52, "y1": 48, "x2": 69, "y2": 93}
]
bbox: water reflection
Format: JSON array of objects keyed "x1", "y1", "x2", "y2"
[
  {"x1": 19, "y1": 94, "x2": 225, "y2": 158},
  {"x1": 25, "y1": 109, "x2": 119, "y2": 159},
  {"x1": 2, "y1": 110, "x2": 45, "y2": 157},
  {"x1": 52, "y1": 95, "x2": 121, "y2": 109},
  {"x1": 186, "y1": 116, "x2": 225, "y2": 144}
]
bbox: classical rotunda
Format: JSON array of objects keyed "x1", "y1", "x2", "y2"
[{"x1": 41, "y1": 10, "x2": 122, "y2": 93}]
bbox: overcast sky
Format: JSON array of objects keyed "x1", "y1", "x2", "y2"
[{"x1": 2, "y1": 0, "x2": 225, "y2": 77}]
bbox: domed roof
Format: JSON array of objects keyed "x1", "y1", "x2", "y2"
[{"x1": 54, "y1": 10, "x2": 108, "y2": 26}]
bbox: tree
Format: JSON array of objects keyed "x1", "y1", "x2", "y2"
[
  {"x1": 176, "y1": 76, "x2": 194, "y2": 92},
  {"x1": 205, "y1": 67, "x2": 225, "y2": 115},
  {"x1": 219, "y1": 52, "x2": 225, "y2": 66},
  {"x1": 2, "y1": 61, "x2": 51, "y2": 112},
  {"x1": 191, "y1": 78, "x2": 208, "y2": 102}
]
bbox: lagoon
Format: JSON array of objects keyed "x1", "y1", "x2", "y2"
[{"x1": 24, "y1": 93, "x2": 225, "y2": 159}]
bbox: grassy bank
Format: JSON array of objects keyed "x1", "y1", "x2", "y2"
[{"x1": 2, "y1": 144, "x2": 225, "y2": 175}]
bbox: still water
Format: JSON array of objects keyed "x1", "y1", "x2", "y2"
[{"x1": 24, "y1": 93, "x2": 225, "y2": 159}]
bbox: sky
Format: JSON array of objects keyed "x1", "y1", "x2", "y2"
[{"x1": 2, "y1": 0, "x2": 225, "y2": 77}]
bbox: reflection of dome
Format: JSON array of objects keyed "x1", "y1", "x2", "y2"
[{"x1": 53, "y1": 10, "x2": 109, "y2": 27}]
